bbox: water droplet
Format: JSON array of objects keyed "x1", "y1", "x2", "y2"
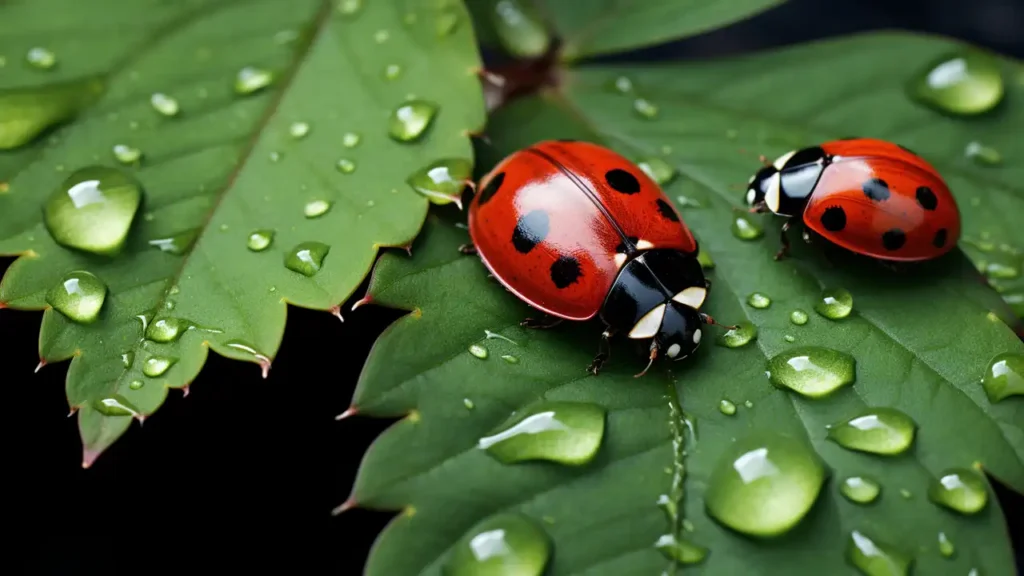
[
  {"x1": 142, "y1": 355, "x2": 177, "y2": 377},
  {"x1": 637, "y1": 157, "x2": 676, "y2": 186},
  {"x1": 121, "y1": 351, "x2": 134, "y2": 368},
  {"x1": 26, "y1": 47, "x2": 56, "y2": 69},
  {"x1": 790, "y1": 309, "x2": 809, "y2": 325},
  {"x1": 747, "y1": 292, "x2": 771, "y2": 309},
  {"x1": 269, "y1": 151, "x2": 281, "y2": 162},
  {"x1": 342, "y1": 132, "x2": 360, "y2": 148},
  {"x1": 284, "y1": 241, "x2": 330, "y2": 276},
  {"x1": 744, "y1": 400, "x2": 754, "y2": 408},
  {"x1": 289, "y1": 121, "x2": 310, "y2": 139},
  {"x1": 937, "y1": 532, "x2": 955, "y2": 558},
  {"x1": 501, "y1": 355, "x2": 519, "y2": 364},
  {"x1": 784, "y1": 334, "x2": 796, "y2": 342},
  {"x1": 335, "y1": 158, "x2": 356, "y2": 174},
  {"x1": 654, "y1": 533, "x2": 708, "y2": 565},
  {"x1": 633, "y1": 98, "x2": 658, "y2": 119},
  {"x1": 93, "y1": 395, "x2": 140, "y2": 417},
  {"x1": 490, "y1": 0, "x2": 551, "y2": 58},
  {"x1": 435, "y1": 10, "x2": 459, "y2": 37},
  {"x1": 148, "y1": 229, "x2": 199, "y2": 255},
  {"x1": 388, "y1": 100, "x2": 438, "y2": 142},
  {"x1": 111, "y1": 144, "x2": 142, "y2": 165},
  {"x1": 908, "y1": 50, "x2": 1004, "y2": 116},
  {"x1": 373, "y1": 29, "x2": 390, "y2": 43},
  {"x1": 826, "y1": 407, "x2": 916, "y2": 455},
  {"x1": 235, "y1": 66, "x2": 274, "y2": 95},
  {"x1": 463, "y1": 398, "x2": 475, "y2": 409},
  {"x1": 128, "y1": 379, "x2": 144, "y2": 390},
  {"x1": 150, "y1": 93, "x2": 180, "y2": 117},
  {"x1": 983, "y1": 261, "x2": 1018, "y2": 279},
  {"x1": 840, "y1": 476, "x2": 881, "y2": 504},
  {"x1": 718, "y1": 399, "x2": 737, "y2": 415},
  {"x1": 469, "y1": 344, "x2": 488, "y2": 359},
  {"x1": 846, "y1": 530, "x2": 913, "y2": 576},
  {"x1": 406, "y1": 158, "x2": 471, "y2": 208},
  {"x1": 731, "y1": 214, "x2": 764, "y2": 240},
  {"x1": 900, "y1": 488, "x2": 912, "y2": 499},
  {"x1": 814, "y1": 287, "x2": 853, "y2": 320},
  {"x1": 46, "y1": 271, "x2": 107, "y2": 323},
  {"x1": 964, "y1": 141, "x2": 1001, "y2": 165},
  {"x1": 43, "y1": 167, "x2": 142, "y2": 256},
  {"x1": 443, "y1": 513, "x2": 551, "y2": 576},
  {"x1": 676, "y1": 195, "x2": 702, "y2": 208},
  {"x1": 384, "y1": 64, "x2": 402, "y2": 80},
  {"x1": 247, "y1": 229, "x2": 274, "y2": 252},
  {"x1": 716, "y1": 322, "x2": 757, "y2": 348},
  {"x1": 928, "y1": 467, "x2": 988, "y2": 514},
  {"x1": 981, "y1": 352, "x2": 1024, "y2": 402},
  {"x1": 767, "y1": 346, "x2": 856, "y2": 398},
  {"x1": 146, "y1": 317, "x2": 191, "y2": 343},
  {"x1": 704, "y1": 431, "x2": 826, "y2": 537},
  {"x1": 336, "y1": 0, "x2": 361, "y2": 16},
  {"x1": 696, "y1": 247, "x2": 715, "y2": 269},
  {"x1": 612, "y1": 76, "x2": 633, "y2": 93},
  {"x1": 478, "y1": 401, "x2": 605, "y2": 466},
  {"x1": 304, "y1": 199, "x2": 331, "y2": 218}
]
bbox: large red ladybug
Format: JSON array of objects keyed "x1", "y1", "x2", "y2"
[
  {"x1": 461, "y1": 140, "x2": 735, "y2": 377},
  {"x1": 744, "y1": 137, "x2": 961, "y2": 262}
]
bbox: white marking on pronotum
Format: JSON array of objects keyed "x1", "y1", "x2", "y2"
[
  {"x1": 672, "y1": 286, "x2": 707, "y2": 309},
  {"x1": 629, "y1": 303, "x2": 666, "y2": 339},
  {"x1": 764, "y1": 172, "x2": 782, "y2": 213},
  {"x1": 772, "y1": 150, "x2": 796, "y2": 171}
]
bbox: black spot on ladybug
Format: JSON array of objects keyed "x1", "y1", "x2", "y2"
[
  {"x1": 882, "y1": 228, "x2": 907, "y2": 251},
  {"x1": 656, "y1": 199, "x2": 679, "y2": 222},
  {"x1": 916, "y1": 186, "x2": 938, "y2": 211},
  {"x1": 820, "y1": 206, "x2": 847, "y2": 232},
  {"x1": 605, "y1": 169, "x2": 640, "y2": 195},
  {"x1": 615, "y1": 236, "x2": 639, "y2": 253},
  {"x1": 511, "y1": 210, "x2": 550, "y2": 254},
  {"x1": 862, "y1": 178, "x2": 891, "y2": 202},
  {"x1": 898, "y1": 143, "x2": 918, "y2": 156},
  {"x1": 477, "y1": 171, "x2": 505, "y2": 206},
  {"x1": 550, "y1": 255, "x2": 582, "y2": 289},
  {"x1": 933, "y1": 228, "x2": 948, "y2": 248}
]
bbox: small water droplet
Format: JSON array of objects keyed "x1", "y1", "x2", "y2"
[
  {"x1": 908, "y1": 50, "x2": 1004, "y2": 116},
  {"x1": 112, "y1": 144, "x2": 142, "y2": 164},
  {"x1": 289, "y1": 121, "x2": 310, "y2": 139},
  {"x1": 743, "y1": 400, "x2": 754, "y2": 408},
  {"x1": 814, "y1": 287, "x2": 853, "y2": 320},
  {"x1": 900, "y1": 488, "x2": 913, "y2": 499},
  {"x1": 981, "y1": 352, "x2": 1024, "y2": 402},
  {"x1": 284, "y1": 241, "x2": 330, "y2": 276},
  {"x1": 654, "y1": 533, "x2": 708, "y2": 565},
  {"x1": 388, "y1": 100, "x2": 438, "y2": 142},
  {"x1": 637, "y1": 157, "x2": 676, "y2": 186},
  {"x1": 718, "y1": 399, "x2": 737, "y2": 415},
  {"x1": 928, "y1": 467, "x2": 988, "y2": 514},
  {"x1": 336, "y1": 0, "x2": 361, "y2": 16},
  {"x1": 726, "y1": 128, "x2": 739, "y2": 139},
  {"x1": 304, "y1": 199, "x2": 331, "y2": 218},
  {"x1": 767, "y1": 346, "x2": 856, "y2": 398},
  {"x1": 747, "y1": 292, "x2": 771, "y2": 309},
  {"x1": 478, "y1": 401, "x2": 605, "y2": 466},
  {"x1": 128, "y1": 379, "x2": 144, "y2": 390},
  {"x1": 26, "y1": 47, "x2": 57, "y2": 69},
  {"x1": 983, "y1": 261, "x2": 1018, "y2": 279},
  {"x1": 826, "y1": 407, "x2": 916, "y2": 455},
  {"x1": 43, "y1": 166, "x2": 142, "y2": 256},
  {"x1": 937, "y1": 532, "x2": 955, "y2": 558},
  {"x1": 121, "y1": 351, "x2": 134, "y2": 368},
  {"x1": 150, "y1": 92, "x2": 180, "y2": 117},
  {"x1": 342, "y1": 132, "x2": 361, "y2": 148},
  {"x1": 247, "y1": 229, "x2": 274, "y2": 252},
  {"x1": 696, "y1": 247, "x2": 715, "y2": 269},
  {"x1": 406, "y1": 158, "x2": 471, "y2": 208},
  {"x1": 489, "y1": 0, "x2": 551, "y2": 58},
  {"x1": 373, "y1": 29, "x2": 390, "y2": 43},
  {"x1": 469, "y1": 344, "x2": 488, "y2": 359},
  {"x1": 383, "y1": 63, "x2": 402, "y2": 80},
  {"x1": 146, "y1": 317, "x2": 191, "y2": 343},
  {"x1": 784, "y1": 334, "x2": 796, "y2": 342},
  {"x1": 148, "y1": 229, "x2": 199, "y2": 255},
  {"x1": 443, "y1": 513, "x2": 551, "y2": 576},
  {"x1": 840, "y1": 476, "x2": 881, "y2": 504},
  {"x1": 846, "y1": 530, "x2": 913, "y2": 576},
  {"x1": 235, "y1": 66, "x2": 274, "y2": 95},
  {"x1": 46, "y1": 271, "x2": 107, "y2": 324},
  {"x1": 716, "y1": 322, "x2": 757, "y2": 348},
  {"x1": 611, "y1": 75, "x2": 633, "y2": 93},
  {"x1": 463, "y1": 398, "x2": 474, "y2": 409},
  {"x1": 501, "y1": 354, "x2": 519, "y2": 364},
  {"x1": 705, "y1": 431, "x2": 826, "y2": 537},
  {"x1": 93, "y1": 395, "x2": 140, "y2": 417},
  {"x1": 790, "y1": 309, "x2": 809, "y2": 325},
  {"x1": 335, "y1": 158, "x2": 356, "y2": 174},
  {"x1": 142, "y1": 355, "x2": 177, "y2": 377},
  {"x1": 676, "y1": 195, "x2": 702, "y2": 208},
  {"x1": 274, "y1": 29, "x2": 299, "y2": 44},
  {"x1": 731, "y1": 214, "x2": 764, "y2": 240},
  {"x1": 632, "y1": 98, "x2": 658, "y2": 119},
  {"x1": 269, "y1": 151, "x2": 281, "y2": 162},
  {"x1": 964, "y1": 141, "x2": 1001, "y2": 165}
]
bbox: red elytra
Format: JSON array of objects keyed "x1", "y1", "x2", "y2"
[{"x1": 745, "y1": 137, "x2": 961, "y2": 262}]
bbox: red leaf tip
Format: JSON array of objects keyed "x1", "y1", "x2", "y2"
[
  {"x1": 351, "y1": 295, "x2": 373, "y2": 312},
  {"x1": 81, "y1": 447, "x2": 100, "y2": 469},
  {"x1": 329, "y1": 305, "x2": 345, "y2": 323},
  {"x1": 331, "y1": 498, "x2": 358, "y2": 516},
  {"x1": 182, "y1": 385, "x2": 190, "y2": 398},
  {"x1": 259, "y1": 359, "x2": 271, "y2": 379},
  {"x1": 34, "y1": 359, "x2": 46, "y2": 373},
  {"x1": 335, "y1": 406, "x2": 358, "y2": 421}
]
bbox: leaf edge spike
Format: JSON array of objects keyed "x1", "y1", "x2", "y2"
[
  {"x1": 331, "y1": 497, "x2": 358, "y2": 516},
  {"x1": 351, "y1": 295, "x2": 373, "y2": 312},
  {"x1": 335, "y1": 405, "x2": 359, "y2": 421},
  {"x1": 330, "y1": 305, "x2": 345, "y2": 323},
  {"x1": 34, "y1": 359, "x2": 46, "y2": 373}
]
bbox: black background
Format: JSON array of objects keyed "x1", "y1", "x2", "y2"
[{"x1": 8, "y1": 0, "x2": 1024, "y2": 573}]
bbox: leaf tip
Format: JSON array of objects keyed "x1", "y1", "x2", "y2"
[
  {"x1": 329, "y1": 306, "x2": 345, "y2": 323},
  {"x1": 335, "y1": 406, "x2": 358, "y2": 421},
  {"x1": 331, "y1": 497, "x2": 358, "y2": 516},
  {"x1": 81, "y1": 447, "x2": 101, "y2": 469},
  {"x1": 181, "y1": 385, "x2": 191, "y2": 398},
  {"x1": 34, "y1": 359, "x2": 46, "y2": 373},
  {"x1": 259, "y1": 359, "x2": 271, "y2": 379},
  {"x1": 351, "y1": 295, "x2": 373, "y2": 312}
]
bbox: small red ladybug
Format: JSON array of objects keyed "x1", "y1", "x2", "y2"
[
  {"x1": 460, "y1": 140, "x2": 736, "y2": 377},
  {"x1": 744, "y1": 137, "x2": 961, "y2": 262}
]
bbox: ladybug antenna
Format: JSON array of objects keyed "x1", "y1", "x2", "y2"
[
  {"x1": 701, "y1": 312, "x2": 738, "y2": 331},
  {"x1": 633, "y1": 345, "x2": 658, "y2": 379}
]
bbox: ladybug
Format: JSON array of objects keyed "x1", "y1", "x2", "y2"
[
  {"x1": 744, "y1": 137, "x2": 961, "y2": 262},
  {"x1": 460, "y1": 140, "x2": 736, "y2": 377}
]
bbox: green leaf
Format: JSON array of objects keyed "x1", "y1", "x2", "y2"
[
  {"x1": 0, "y1": 0, "x2": 484, "y2": 464},
  {"x1": 349, "y1": 32, "x2": 1024, "y2": 575}
]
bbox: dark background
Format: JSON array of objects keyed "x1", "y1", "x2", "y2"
[{"x1": 8, "y1": 0, "x2": 1024, "y2": 573}]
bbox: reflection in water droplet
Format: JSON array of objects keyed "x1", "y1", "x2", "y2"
[
  {"x1": 637, "y1": 157, "x2": 677, "y2": 186},
  {"x1": 826, "y1": 407, "x2": 917, "y2": 455},
  {"x1": 235, "y1": 66, "x2": 274, "y2": 95},
  {"x1": 654, "y1": 533, "x2": 708, "y2": 565},
  {"x1": 982, "y1": 352, "x2": 1024, "y2": 402},
  {"x1": 343, "y1": 132, "x2": 361, "y2": 148},
  {"x1": 93, "y1": 395, "x2": 140, "y2": 417},
  {"x1": 469, "y1": 344, "x2": 488, "y2": 359},
  {"x1": 289, "y1": 121, "x2": 310, "y2": 139},
  {"x1": 443, "y1": 513, "x2": 551, "y2": 576},
  {"x1": 704, "y1": 431, "x2": 826, "y2": 537},
  {"x1": 148, "y1": 229, "x2": 199, "y2": 256},
  {"x1": 718, "y1": 399, "x2": 737, "y2": 415},
  {"x1": 846, "y1": 530, "x2": 912, "y2": 576},
  {"x1": 26, "y1": 47, "x2": 57, "y2": 69},
  {"x1": 43, "y1": 166, "x2": 142, "y2": 255},
  {"x1": 478, "y1": 401, "x2": 605, "y2": 465},
  {"x1": 790, "y1": 309, "x2": 809, "y2": 325},
  {"x1": 247, "y1": 229, "x2": 274, "y2": 252},
  {"x1": 46, "y1": 271, "x2": 107, "y2": 324},
  {"x1": 928, "y1": 467, "x2": 988, "y2": 514},
  {"x1": 840, "y1": 476, "x2": 881, "y2": 504},
  {"x1": 112, "y1": 144, "x2": 142, "y2": 164},
  {"x1": 284, "y1": 241, "x2": 330, "y2": 276},
  {"x1": 747, "y1": 292, "x2": 771, "y2": 309},
  {"x1": 716, "y1": 322, "x2": 757, "y2": 348},
  {"x1": 406, "y1": 158, "x2": 471, "y2": 208},
  {"x1": 142, "y1": 355, "x2": 177, "y2": 377},
  {"x1": 633, "y1": 98, "x2": 658, "y2": 119},
  {"x1": 964, "y1": 141, "x2": 1001, "y2": 165},
  {"x1": 490, "y1": 0, "x2": 551, "y2": 58},
  {"x1": 146, "y1": 317, "x2": 191, "y2": 343},
  {"x1": 304, "y1": 199, "x2": 331, "y2": 218},
  {"x1": 815, "y1": 287, "x2": 853, "y2": 320},
  {"x1": 937, "y1": 532, "x2": 955, "y2": 558},
  {"x1": 150, "y1": 93, "x2": 180, "y2": 117},
  {"x1": 731, "y1": 214, "x2": 763, "y2": 240},
  {"x1": 767, "y1": 346, "x2": 856, "y2": 398},
  {"x1": 908, "y1": 50, "x2": 1004, "y2": 116},
  {"x1": 388, "y1": 100, "x2": 438, "y2": 142}
]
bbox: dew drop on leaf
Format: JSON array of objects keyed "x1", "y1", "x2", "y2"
[
  {"x1": 150, "y1": 92, "x2": 180, "y2": 117},
  {"x1": 696, "y1": 248, "x2": 714, "y2": 269},
  {"x1": 26, "y1": 47, "x2": 56, "y2": 69},
  {"x1": 983, "y1": 261, "x2": 1018, "y2": 279},
  {"x1": 128, "y1": 379, "x2": 144, "y2": 391},
  {"x1": 981, "y1": 352, "x2": 1024, "y2": 402},
  {"x1": 632, "y1": 97, "x2": 658, "y2": 119},
  {"x1": 373, "y1": 29, "x2": 390, "y2": 43},
  {"x1": 384, "y1": 64, "x2": 402, "y2": 80},
  {"x1": 731, "y1": 214, "x2": 763, "y2": 240},
  {"x1": 964, "y1": 141, "x2": 1001, "y2": 166},
  {"x1": 235, "y1": 66, "x2": 274, "y2": 95},
  {"x1": 611, "y1": 76, "x2": 633, "y2": 93},
  {"x1": 900, "y1": 488, "x2": 912, "y2": 499},
  {"x1": 784, "y1": 334, "x2": 796, "y2": 342},
  {"x1": 501, "y1": 354, "x2": 519, "y2": 364},
  {"x1": 146, "y1": 317, "x2": 191, "y2": 343},
  {"x1": 46, "y1": 270, "x2": 107, "y2": 324},
  {"x1": 654, "y1": 533, "x2": 708, "y2": 565},
  {"x1": 112, "y1": 144, "x2": 142, "y2": 164},
  {"x1": 747, "y1": 292, "x2": 771, "y2": 309},
  {"x1": 927, "y1": 467, "x2": 988, "y2": 514},
  {"x1": 284, "y1": 241, "x2": 330, "y2": 276},
  {"x1": 93, "y1": 395, "x2": 140, "y2": 417},
  {"x1": 406, "y1": 158, "x2": 471, "y2": 208},
  {"x1": 336, "y1": 158, "x2": 356, "y2": 173},
  {"x1": 908, "y1": 50, "x2": 1003, "y2": 116},
  {"x1": 121, "y1": 351, "x2": 134, "y2": 369},
  {"x1": 704, "y1": 431, "x2": 826, "y2": 537},
  {"x1": 388, "y1": 100, "x2": 438, "y2": 142},
  {"x1": 489, "y1": 0, "x2": 551, "y2": 59},
  {"x1": 826, "y1": 407, "x2": 916, "y2": 455},
  {"x1": 289, "y1": 121, "x2": 310, "y2": 139},
  {"x1": 478, "y1": 401, "x2": 605, "y2": 466},
  {"x1": 463, "y1": 398, "x2": 474, "y2": 409},
  {"x1": 767, "y1": 346, "x2": 856, "y2": 398},
  {"x1": 814, "y1": 287, "x2": 853, "y2": 320},
  {"x1": 718, "y1": 399, "x2": 737, "y2": 415},
  {"x1": 304, "y1": 199, "x2": 331, "y2": 218},
  {"x1": 845, "y1": 530, "x2": 912, "y2": 576},
  {"x1": 142, "y1": 355, "x2": 178, "y2": 377},
  {"x1": 444, "y1": 513, "x2": 551, "y2": 576},
  {"x1": 247, "y1": 229, "x2": 274, "y2": 252},
  {"x1": 336, "y1": 0, "x2": 361, "y2": 16},
  {"x1": 468, "y1": 344, "x2": 488, "y2": 359},
  {"x1": 715, "y1": 322, "x2": 757, "y2": 348},
  {"x1": 637, "y1": 157, "x2": 677, "y2": 186},
  {"x1": 269, "y1": 151, "x2": 282, "y2": 162},
  {"x1": 839, "y1": 476, "x2": 881, "y2": 504},
  {"x1": 342, "y1": 132, "x2": 361, "y2": 148},
  {"x1": 148, "y1": 229, "x2": 199, "y2": 255},
  {"x1": 43, "y1": 166, "x2": 142, "y2": 256},
  {"x1": 790, "y1": 309, "x2": 809, "y2": 325},
  {"x1": 937, "y1": 532, "x2": 955, "y2": 558}
]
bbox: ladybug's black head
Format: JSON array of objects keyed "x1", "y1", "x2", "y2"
[
  {"x1": 655, "y1": 300, "x2": 704, "y2": 362},
  {"x1": 745, "y1": 164, "x2": 779, "y2": 214}
]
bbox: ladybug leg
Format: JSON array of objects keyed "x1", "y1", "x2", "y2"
[
  {"x1": 586, "y1": 329, "x2": 616, "y2": 376},
  {"x1": 774, "y1": 220, "x2": 793, "y2": 261},
  {"x1": 633, "y1": 342, "x2": 659, "y2": 379},
  {"x1": 458, "y1": 243, "x2": 477, "y2": 255},
  {"x1": 699, "y1": 312, "x2": 739, "y2": 331},
  {"x1": 520, "y1": 313, "x2": 564, "y2": 330}
]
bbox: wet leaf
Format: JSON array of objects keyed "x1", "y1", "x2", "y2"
[{"x1": 0, "y1": 0, "x2": 484, "y2": 464}]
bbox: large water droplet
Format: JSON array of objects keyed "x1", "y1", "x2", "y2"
[
  {"x1": 790, "y1": 309, "x2": 809, "y2": 325},
  {"x1": 142, "y1": 355, "x2": 177, "y2": 377},
  {"x1": 846, "y1": 530, "x2": 912, "y2": 576},
  {"x1": 146, "y1": 317, "x2": 191, "y2": 343},
  {"x1": 747, "y1": 292, "x2": 771, "y2": 309},
  {"x1": 928, "y1": 467, "x2": 988, "y2": 514},
  {"x1": 964, "y1": 141, "x2": 1001, "y2": 166},
  {"x1": 150, "y1": 92, "x2": 180, "y2": 117},
  {"x1": 0, "y1": 78, "x2": 103, "y2": 150},
  {"x1": 46, "y1": 271, "x2": 107, "y2": 324},
  {"x1": 489, "y1": 0, "x2": 551, "y2": 58},
  {"x1": 93, "y1": 395, "x2": 140, "y2": 417},
  {"x1": 633, "y1": 98, "x2": 658, "y2": 119},
  {"x1": 443, "y1": 513, "x2": 550, "y2": 576},
  {"x1": 840, "y1": 476, "x2": 881, "y2": 504},
  {"x1": 388, "y1": 100, "x2": 438, "y2": 142},
  {"x1": 937, "y1": 532, "x2": 955, "y2": 558},
  {"x1": 654, "y1": 534, "x2": 708, "y2": 565},
  {"x1": 908, "y1": 50, "x2": 1004, "y2": 116},
  {"x1": 767, "y1": 346, "x2": 856, "y2": 398},
  {"x1": 148, "y1": 229, "x2": 199, "y2": 255},
  {"x1": 247, "y1": 229, "x2": 274, "y2": 252},
  {"x1": 26, "y1": 47, "x2": 57, "y2": 69},
  {"x1": 406, "y1": 158, "x2": 471, "y2": 208},
  {"x1": 304, "y1": 199, "x2": 331, "y2": 218},
  {"x1": 716, "y1": 322, "x2": 757, "y2": 348},
  {"x1": 814, "y1": 287, "x2": 853, "y2": 320},
  {"x1": 235, "y1": 66, "x2": 274, "y2": 95},
  {"x1": 284, "y1": 242, "x2": 330, "y2": 276},
  {"x1": 112, "y1": 144, "x2": 142, "y2": 164},
  {"x1": 981, "y1": 352, "x2": 1024, "y2": 402},
  {"x1": 637, "y1": 157, "x2": 677, "y2": 186},
  {"x1": 826, "y1": 407, "x2": 916, "y2": 455},
  {"x1": 478, "y1": 401, "x2": 606, "y2": 466},
  {"x1": 718, "y1": 399, "x2": 737, "y2": 415},
  {"x1": 731, "y1": 214, "x2": 763, "y2": 240},
  {"x1": 43, "y1": 166, "x2": 142, "y2": 256},
  {"x1": 704, "y1": 432, "x2": 826, "y2": 537}
]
